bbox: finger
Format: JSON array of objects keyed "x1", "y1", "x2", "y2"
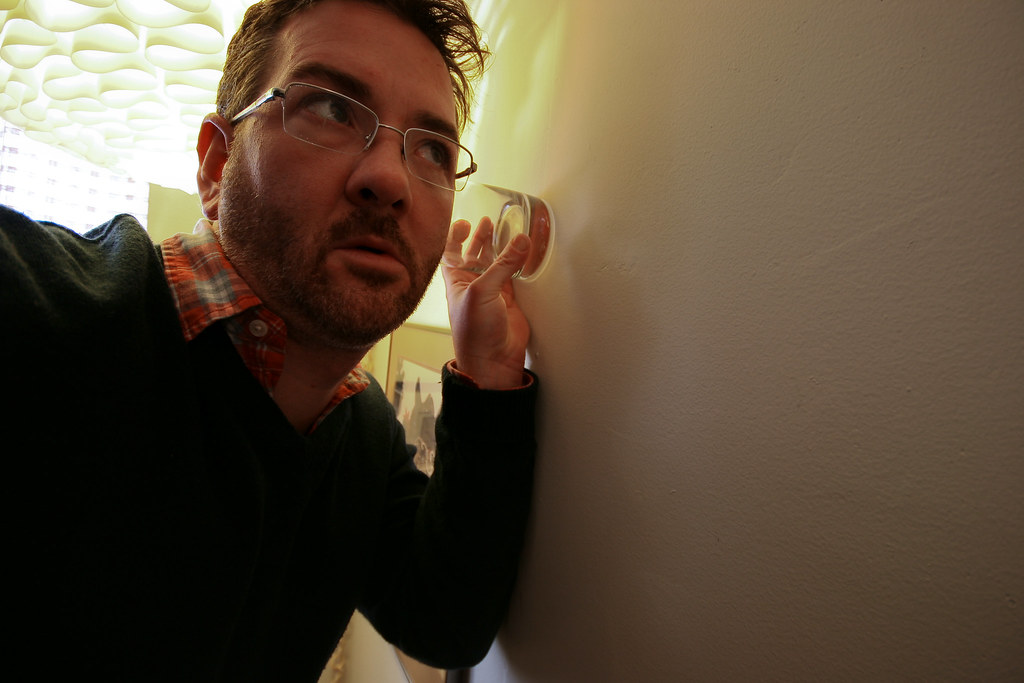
[
  {"x1": 473, "y1": 233, "x2": 531, "y2": 289},
  {"x1": 479, "y1": 224, "x2": 497, "y2": 265},
  {"x1": 464, "y1": 217, "x2": 494, "y2": 260},
  {"x1": 442, "y1": 220, "x2": 472, "y2": 269},
  {"x1": 446, "y1": 219, "x2": 472, "y2": 250},
  {"x1": 459, "y1": 217, "x2": 495, "y2": 272}
]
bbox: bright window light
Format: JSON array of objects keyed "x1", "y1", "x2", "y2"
[{"x1": 0, "y1": 120, "x2": 149, "y2": 234}]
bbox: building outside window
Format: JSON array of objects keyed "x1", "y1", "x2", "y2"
[{"x1": 0, "y1": 121, "x2": 149, "y2": 234}]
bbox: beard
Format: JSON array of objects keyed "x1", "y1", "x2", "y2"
[{"x1": 217, "y1": 166, "x2": 443, "y2": 351}]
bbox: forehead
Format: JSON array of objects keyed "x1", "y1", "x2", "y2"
[{"x1": 267, "y1": 0, "x2": 456, "y2": 129}]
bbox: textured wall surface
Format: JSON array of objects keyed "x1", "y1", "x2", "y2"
[{"x1": 466, "y1": 1, "x2": 1024, "y2": 680}]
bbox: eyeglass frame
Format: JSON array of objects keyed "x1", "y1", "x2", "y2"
[{"x1": 228, "y1": 81, "x2": 478, "y2": 192}]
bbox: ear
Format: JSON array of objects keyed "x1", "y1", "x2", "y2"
[{"x1": 196, "y1": 114, "x2": 234, "y2": 220}]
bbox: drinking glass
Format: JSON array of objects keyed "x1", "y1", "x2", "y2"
[{"x1": 444, "y1": 183, "x2": 555, "y2": 281}]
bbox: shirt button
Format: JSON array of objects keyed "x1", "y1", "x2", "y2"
[{"x1": 248, "y1": 319, "x2": 269, "y2": 338}]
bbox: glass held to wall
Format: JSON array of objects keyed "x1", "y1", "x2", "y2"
[{"x1": 445, "y1": 183, "x2": 555, "y2": 281}]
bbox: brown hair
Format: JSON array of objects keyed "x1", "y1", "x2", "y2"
[{"x1": 216, "y1": 0, "x2": 489, "y2": 133}]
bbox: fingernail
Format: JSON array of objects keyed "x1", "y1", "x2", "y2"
[{"x1": 511, "y1": 234, "x2": 529, "y2": 252}]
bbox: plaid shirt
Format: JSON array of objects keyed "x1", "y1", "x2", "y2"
[{"x1": 159, "y1": 220, "x2": 369, "y2": 432}]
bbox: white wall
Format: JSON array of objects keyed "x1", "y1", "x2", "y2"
[{"x1": 467, "y1": 1, "x2": 1024, "y2": 681}]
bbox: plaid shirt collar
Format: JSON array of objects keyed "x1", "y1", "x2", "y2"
[{"x1": 159, "y1": 220, "x2": 369, "y2": 430}]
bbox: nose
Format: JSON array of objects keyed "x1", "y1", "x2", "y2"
[{"x1": 344, "y1": 125, "x2": 411, "y2": 212}]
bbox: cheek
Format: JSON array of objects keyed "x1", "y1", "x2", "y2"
[
  {"x1": 418, "y1": 196, "x2": 454, "y2": 256},
  {"x1": 418, "y1": 217, "x2": 450, "y2": 267},
  {"x1": 229, "y1": 128, "x2": 320, "y2": 201},
  {"x1": 222, "y1": 137, "x2": 272, "y2": 205}
]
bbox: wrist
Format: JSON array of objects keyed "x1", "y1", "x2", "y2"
[{"x1": 447, "y1": 360, "x2": 531, "y2": 390}]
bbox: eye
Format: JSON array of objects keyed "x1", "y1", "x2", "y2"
[
  {"x1": 412, "y1": 134, "x2": 456, "y2": 171},
  {"x1": 303, "y1": 93, "x2": 358, "y2": 127}
]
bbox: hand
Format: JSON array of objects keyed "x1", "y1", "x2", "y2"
[{"x1": 442, "y1": 218, "x2": 531, "y2": 389}]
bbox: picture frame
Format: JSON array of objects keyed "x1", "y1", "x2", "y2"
[{"x1": 384, "y1": 323, "x2": 455, "y2": 477}]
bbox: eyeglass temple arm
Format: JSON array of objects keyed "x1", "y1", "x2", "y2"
[
  {"x1": 455, "y1": 161, "x2": 478, "y2": 180},
  {"x1": 229, "y1": 87, "x2": 286, "y2": 125}
]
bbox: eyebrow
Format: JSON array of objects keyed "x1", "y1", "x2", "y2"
[
  {"x1": 289, "y1": 63, "x2": 371, "y2": 101},
  {"x1": 287, "y1": 62, "x2": 460, "y2": 141},
  {"x1": 414, "y1": 111, "x2": 460, "y2": 143}
]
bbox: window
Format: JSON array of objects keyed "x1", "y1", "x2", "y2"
[{"x1": 0, "y1": 121, "x2": 149, "y2": 234}]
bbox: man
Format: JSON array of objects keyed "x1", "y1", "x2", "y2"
[{"x1": 2, "y1": 0, "x2": 536, "y2": 680}]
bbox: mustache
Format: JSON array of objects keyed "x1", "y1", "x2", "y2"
[{"x1": 328, "y1": 209, "x2": 415, "y2": 266}]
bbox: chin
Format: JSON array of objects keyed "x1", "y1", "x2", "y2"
[{"x1": 285, "y1": 284, "x2": 422, "y2": 352}]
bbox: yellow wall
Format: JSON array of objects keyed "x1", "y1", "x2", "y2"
[
  {"x1": 468, "y1": 1, "x2": 1024, "y2": 681},
  {"x1": 146, "y1": 182, "x2": 203, "y2": 242}
]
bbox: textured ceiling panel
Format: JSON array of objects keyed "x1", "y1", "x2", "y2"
[{"x1": 0, "y1": 0, "x2": 252, "y2": 191}]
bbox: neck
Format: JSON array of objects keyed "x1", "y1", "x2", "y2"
[{"x1": 274, "y1": 338, "x2": 368, "y2": 433}]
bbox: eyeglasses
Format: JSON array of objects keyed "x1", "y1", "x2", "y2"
[{"x1": 230, "y1": 82, "x2": 477, "y2": 192}]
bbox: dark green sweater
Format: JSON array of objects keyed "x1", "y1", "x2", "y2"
[{"x1": 2, "y1": 207, "x2": 537, "y2": 681}]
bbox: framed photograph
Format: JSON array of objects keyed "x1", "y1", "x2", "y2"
[{"x1": 384, "y1": 323, "x2": 455, "y2": 477}]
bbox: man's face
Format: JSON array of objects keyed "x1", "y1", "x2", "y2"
[{"x1": 216, "y1": 0, "x2": 457, "y2": 350}]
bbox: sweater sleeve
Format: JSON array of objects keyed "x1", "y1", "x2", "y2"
[{"x1": 357, "y1": 364, "x2": 539, "y2": 668}]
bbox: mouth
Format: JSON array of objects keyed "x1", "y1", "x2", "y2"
[
  {"x1": 328, "y1": 235, "x2": 409, "y2": 280},
  {"x1": 341, "y1": 234, "x2": 400, "y2": 257}
]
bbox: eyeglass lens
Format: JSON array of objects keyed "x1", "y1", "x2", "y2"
[{"x1": 280, "y1": 83, "x2": 472, "y2": 190}]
